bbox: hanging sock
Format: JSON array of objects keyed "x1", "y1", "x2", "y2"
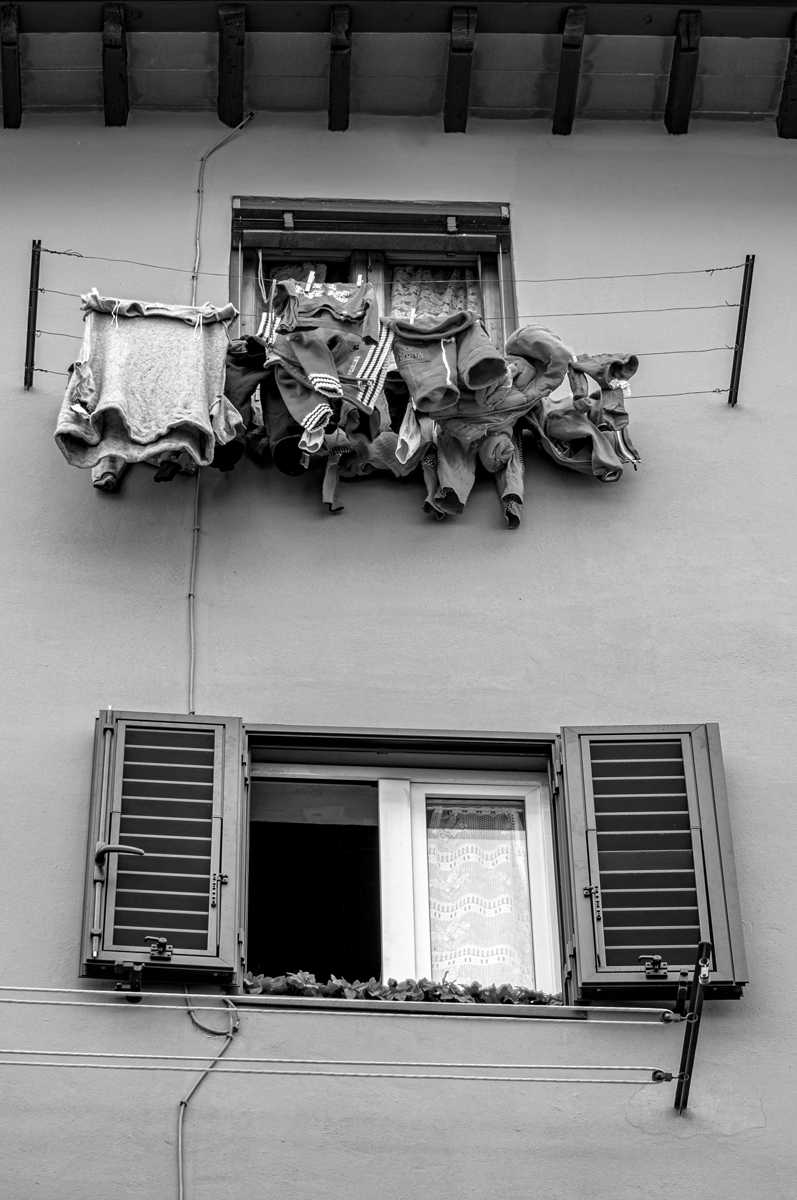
[{"x1": 91, "y1": 455, "x2": 129, "y2": 492}]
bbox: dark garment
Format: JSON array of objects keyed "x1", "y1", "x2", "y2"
[
  {"x1": 389, "y1": 312, "x2": 506, "y2": 415},
  {"x1": 223, "y1": 336, "x2": 269, "y2": 423},
  {"x1": 521, "y1": 354, "x2": 640, "y2": 482},
  {"x1": 275, "y1": 278, "x2": 380, "y2": 344}
]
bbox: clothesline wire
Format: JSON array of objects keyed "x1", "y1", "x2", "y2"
[
  {"x1": 27, "y1": 366, "x2": 730, "y2": 401},
  {"x1": 516, "y1": 303, "x2": 738, "y2": 317},
  {"x1": 30, "y1": 319, "x2": 737, "y2": 360},
  {"x1": 0, "y1": 1059, "x2": 668, "y2": 1083},
  {"x1": 39, "y1": 246, "x2": 744, "y2": 286},
  {"x1": 0, "y1": 987, "x2": 678, "y2": 1025},
  {"x1": 0, "y1": 1046, "x2": 670, "y2": 1073}
]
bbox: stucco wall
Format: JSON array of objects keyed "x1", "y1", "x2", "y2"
[{"x1": 0, "y1": 112, "x2": 795, "y2": 1197}]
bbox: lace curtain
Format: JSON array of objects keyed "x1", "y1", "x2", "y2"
[
  {"x1": 390, "y1": 266, "x2": 483, "y2": 322},
  {"x1": 426, "y1": 805, "x2": 535, "y2": 987}
]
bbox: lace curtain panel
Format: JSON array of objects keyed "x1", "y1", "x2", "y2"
[
  {"x1": 390, "y1": 266, "x2": 483, "y2": 322},
  {"x1": 426, "y1": 804, "x2": 535, "y2": 987}
]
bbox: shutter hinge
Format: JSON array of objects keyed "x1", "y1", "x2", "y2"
[
  {"x1": 638, "y1": 954, "x2": 669, "y2": 979},
  {"x1": 145, "y1": 935, "x2": 173, "y2": 961},
  {"x1": 550, "y1": 737, "x2": 563, "y2": 798},
  {"x1": 211, "y1": 872, "x2": 229, "y2": 908},
  {"x1": 583, "y1": 884, "x2": 602, "y2": 922},
  {"x1": 242, "y1": 753, "x2": 250, "y2": 789},
  {"x1": 100, "y1": 708, "x2": 115, "y2": 733}
]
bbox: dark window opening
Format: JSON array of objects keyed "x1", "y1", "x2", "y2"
[{"x1": 246, "y1": 780, "x2": 381, "y2": 982}]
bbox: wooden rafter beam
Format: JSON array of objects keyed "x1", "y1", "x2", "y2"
[
  {"x1": 218, "y1": 3, "x2": 245, "y2": 127},
  {"x1": 1, "y1": 3, "x2": 22, "y2": 128},
  {"x1": 552, "y1": 6, "x2": 586, "y2": 136},
  {"x1": 665, "y1": 9, "x2": 701, "y2": 134},
  {"x1": 776, "y1": 14, "x2": 797, "y2": 137},
  {"x1": 328, "y1": 5, "x2": 351, "y2": 131},
  {"x1": 102, "y1": 3, "x2": 128, "y2": 126},
  {"x1": 444, "y1": 6, "x2": 477, "y2": 133}
]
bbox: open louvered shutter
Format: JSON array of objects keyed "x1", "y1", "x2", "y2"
[
  {"x1": 560, "y1": 723, "x2": 746, "y2": 1002},
  {"x1": 82, "y1": 711, "x2": 245, "y2": 982}
]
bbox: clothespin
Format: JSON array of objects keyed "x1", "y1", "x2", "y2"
[
  {"x1": 304, "y1": 270, "x2": 316, "y2": 294},
  {"x1": 356, "y1": 274, "x2": 363, "y2": 287},
  {"x1": 409, "y1": 305, "x2": 417, "y2": 323}
]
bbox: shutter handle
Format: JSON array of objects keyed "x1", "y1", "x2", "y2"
[{"x1": 95, "y1": 842, "x2": 145, "y2": 865}]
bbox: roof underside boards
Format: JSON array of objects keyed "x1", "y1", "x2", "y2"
[{"x1": 1, "y1": 29, "x2": 788, "y2": 121}]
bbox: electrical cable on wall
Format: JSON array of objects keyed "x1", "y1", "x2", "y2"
[
  {"x1": 177, "y1": 993, "x2": 239, "y2": 1200},
  {"x1": 184, "y1": 112, "x2": 255, "y2": 717}
]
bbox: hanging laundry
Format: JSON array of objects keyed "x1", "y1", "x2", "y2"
[
  {"x1": 389, "y1": 311, "x2": 506, "y2": 416},
  {"x1": 520, "y1": 350, "x2": 641, "y2": 482},
  {"x1": 273, "y1": 277, "x2": 380, "y2": 344},
  {"x1": 54, "y1": 290, "x2": 242, "y2": 485},
  {"x1": 417, "y1": 325, "x2": 574, "y2": 528}
]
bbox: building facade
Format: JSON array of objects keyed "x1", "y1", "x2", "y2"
[{"x1": 1, "y1": 2, "x2": 795, "y2": 1197}]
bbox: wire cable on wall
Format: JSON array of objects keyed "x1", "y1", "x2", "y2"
[
  {"x1": 184, "y1": 111, "x2": 255, "y2": 717},
  {"x1": 177, "y1": 994, "x2": 239, "y2": 1200}
]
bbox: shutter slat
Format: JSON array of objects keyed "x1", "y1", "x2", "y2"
[
  {"x1": 121, "y1": 780, "x2": 214, "y2": 801},
  {"x1": 124, "y1": 728, "x2": 215, "y2": 750},
  {"x1": 116, "y1": 888, "x2": 209, "y2": 912},
  {"x1": 602, "y1": 888, "x2": 698, "y2": 908},
  {"x1": 119, "y1": 796, "x2": 212, "y2": 818},
  {"x1": 121, "y1": 815, "x2": 213, "y2": 838},
  {"x1": 117, "y1": 869, "x2": 210, "y2": 888},
  {"x1": 603, "y1": 907, "x2": 700, "y2": 927},
  {"x1": 124, "y1": 745, "x2": 214, "y2": 766},
  {"x1": 597, "y1": 811, "x2": 691, "y2": 832}
]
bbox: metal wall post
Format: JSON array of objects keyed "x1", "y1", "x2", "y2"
[
  {"x1": 674, "y1": 941, "x2": 712, "y2": 1113},
  {"x1": 727, "y1": 254, "x2": 755, "y2": 407},
  {"x1": 23, "y1": 238, "x2": 41, "y2": 389}
]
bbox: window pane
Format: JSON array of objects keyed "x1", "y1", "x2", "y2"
[
  {"x1": 426, "y1": 803, "x2": 535, "y2": 987},
  {"x1": 248, "y1": 780, "x2": 381, "y2": 981}
]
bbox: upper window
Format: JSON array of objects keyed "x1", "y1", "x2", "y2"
[
  {"x1": 229, "y1": 197, "x2": 516, "y2": 346},
  {"x1": 81, "y1": 714, "x2": 747, "y2": 1008}
]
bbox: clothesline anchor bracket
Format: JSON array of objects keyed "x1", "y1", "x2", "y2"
[
  {"x1": 24, "y1": 238, "x2": 42, "y2": 390},
  {"x1": 727, "y1": 254, "x2": 754, "y2": 406},
  {"x1": 673, "y1": 940, "x2": 712, "y2": 1114}
]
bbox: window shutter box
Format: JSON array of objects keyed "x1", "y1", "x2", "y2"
[
  {"x1": 560, "y1": 724, "x2": 747, "y2": 1003},
  {"x1": 81, "y1": 711, "x2": 245, "y2": 983},
  {"x1": 232, "y1": 197, "x2": 511, "y2": 254}
]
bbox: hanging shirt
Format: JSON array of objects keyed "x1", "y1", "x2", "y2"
[{"x1": 55, "y1": 290, "x2": 242, "y2": 471}]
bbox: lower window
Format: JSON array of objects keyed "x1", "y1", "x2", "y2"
[
  {"x1": 246, "y1": 769, "x2": 559, "y2": 994},
  {"x1": 81, "y1": 712, "x2": 747, "y2": 1005}
]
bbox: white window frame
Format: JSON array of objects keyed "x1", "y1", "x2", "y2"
[{"x1": 251, "y1": 763, "x2": 559, "y2": 994}]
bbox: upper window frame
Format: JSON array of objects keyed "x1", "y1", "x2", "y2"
[{"x1": 229, "y1": 195, "x2": 517, "y2": 347}]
